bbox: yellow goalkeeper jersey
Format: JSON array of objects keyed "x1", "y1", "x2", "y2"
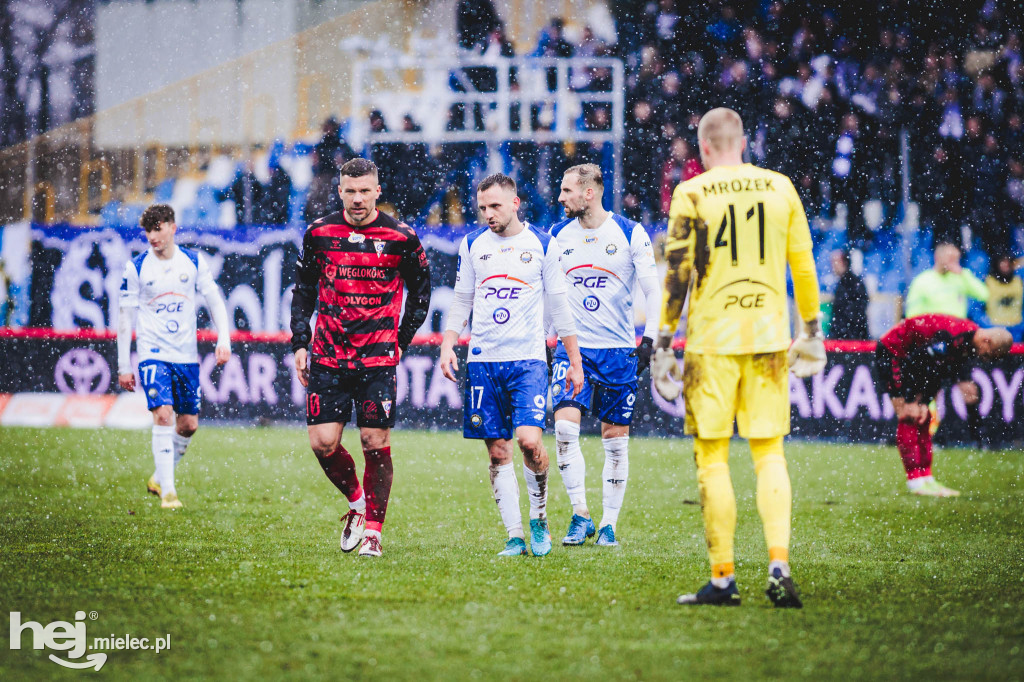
[{"x1": 664, "y1": 163, "x2": 813, "y2": 355}]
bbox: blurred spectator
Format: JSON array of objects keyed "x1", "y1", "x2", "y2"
[
  {"x1": 456, "y1": 0, "x2": 501, "y2": 53},
  {"x1": 917, "y1": 141, "x2": 969, "y2": 247},
  {"x1": 439, "y1": 103, "x2": 486, "y2": 222},
  {"x1": 622, "y1": 99, "x2": 661, "y2": 222},
  {"x1": 828, "y1": 250, "x2": 870, "y2": 340},
  {"x1": 368, "y1": 110, "x2": 402, "y2": 209},
  {"x1": 830, "y1": 112, "x2": 872, "y2": 247},
  {"x1": 219, "y1": 157, "x2": 263, "y2": 225},
  {"x1": 388, "y1": 115, "x2": 437, "y2": 220},
  {"x1": 905, "y1": 243, "x2": 989, "y2": 319},
  {"x1": 259, "y1": 159, "x2": 293, "y2": 225},
  {"x1": 533, "y1": 17, "x2": 574, "y2": 91},
  {"x1": 985, "y1": 255, "x2": 1024, "y2": 338},
  {"x1": 305, "y1": 117, "x2": 353, "y2": 222},
  {"x1": 660, "y1": 137, "x2": 702, "y2": 218}
]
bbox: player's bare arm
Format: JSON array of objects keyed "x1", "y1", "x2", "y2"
[
  {"x1": 294, "y1": 348, "x2": 310, "y2": 388},
  {"x1": 558, "y1": 334, "x2": 585, "y2": 398},
  {"x1": 439, "y1": 330, "x2": 461, "y2": 382}
]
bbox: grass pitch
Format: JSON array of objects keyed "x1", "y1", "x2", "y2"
[{"x1": 1, "y1": 426, "x2": 1023, "y2": 681}]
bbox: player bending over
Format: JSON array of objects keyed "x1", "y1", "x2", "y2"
[
  {"x1": 875, "y1": 314, "x2": 1011, "y2": 496},
  {"x1": 547, "y1": 163, "x2": 661, "y2": 547},
  {"x1": 652, "y1": 108, "x2": 825, "y2": 608},
  {"x1": 291, "y1": 158, "x2": 432, "y2": 558},
  {"x1": 117, "y1": 203, "x2": 232, "y2": 510},
  {"x1": 440, "y1": 173, "x2": 584, "y2": 557}
]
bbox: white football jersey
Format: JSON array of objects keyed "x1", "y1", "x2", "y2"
[
  {"x1": 454, "y1": 223, "x2": 566, "y2": 363},
  {"x1": 118, "y1": 245, "x2": 219, "y2": 365},
  {"x1": 550, "y1": 213, "x2": 658, "y2": 349}
]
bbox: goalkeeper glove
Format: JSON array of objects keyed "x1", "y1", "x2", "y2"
[
  {"x1": 652, "y1": 332, "x2": 682, "y2": 401},
  {"x1": 632, "y1": 336, "x2": 654, "y2": 377},
  {"x1": 788, "y1": 315, "x2": 826, "y2": 377}
]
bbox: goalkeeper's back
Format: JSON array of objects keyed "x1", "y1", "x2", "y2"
[{"x1": 664, "y1": 163, "x2": 815, "y2": 356}]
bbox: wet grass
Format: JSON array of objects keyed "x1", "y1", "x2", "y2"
[{"x1": 1, "y1": 426, "x2": 1022, "y2": 680}]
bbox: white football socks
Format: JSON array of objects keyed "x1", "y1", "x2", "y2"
[
  {"x1": 172, "y1": 432, "x2": 191, "y2": 466},
  {"x1": 554, "y1": 420, "x2": 589, "y2": 517},
  {"x1": 489, "y1": 463, "x2": 523, "y2": 539},
  {"x1": 599, "y1": 436, "x2": 629, "y2": 530},
  {"x1": 906, "y1": 475, "x2": 933, "y2": 492},
  {"x1": 152, "y1": 424, "x2": 176, "y2": 496},
  {"x1": 523, "y1": 464, "x2": 548, "y2": 520}
]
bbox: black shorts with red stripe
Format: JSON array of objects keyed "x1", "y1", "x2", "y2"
[{"x1": 305, "y1": 363, "x2": 397, "y2": 428}]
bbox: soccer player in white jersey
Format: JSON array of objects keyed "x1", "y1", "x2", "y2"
[
  {"x1": 117, "y1": 204, "x2": 231, "y2": 509},
  {"x1": 439, "y1": 174, "x2": 584, "y2": 557},
  {"x1": 548, "y1": 164, "x2": 661, "y2": 547}
]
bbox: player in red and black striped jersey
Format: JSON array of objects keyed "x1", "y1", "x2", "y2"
[
  {"x1": 874, "y1": 314, "x2": 1011, "y2": 496},
  {"x1": 290, "y1": 158, "x2": 432, "y2": 557}
]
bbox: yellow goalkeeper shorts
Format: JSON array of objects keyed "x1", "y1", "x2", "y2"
[{"x1": 682, "y1": 350, "x2": 790, "y2": 439}]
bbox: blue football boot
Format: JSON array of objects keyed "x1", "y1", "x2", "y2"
[
  {"x1": 595, "y1": 524, "x2": 619, "y2": 547},
  {"x1": 562, "y1": 514, "x2": 596, "y2": 545},
  {"x1": 529, "y1": 518, "x2": 552, "y2": 556},
  {"x1": 498, "y1": 537, "x2": 528, "y2": 556}
]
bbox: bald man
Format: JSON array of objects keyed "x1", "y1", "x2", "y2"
[
  {"x1": 653, "y1": 107, "x2": 824, "y2": 607},
  {"x1": 875, "y1": 315, "x2": 1012, "y2": 496}
]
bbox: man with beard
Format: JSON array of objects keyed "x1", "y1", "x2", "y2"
[{"x1": 546, "y1": 164, "x2": 662, "y2": 547}]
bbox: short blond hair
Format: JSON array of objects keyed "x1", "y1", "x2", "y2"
[
  {"x1": 564, "y1": 163, "x2": 604, "y2": 192},
  {"x1": 697, "y1": 108, "x2": 744, "y2": 153}
]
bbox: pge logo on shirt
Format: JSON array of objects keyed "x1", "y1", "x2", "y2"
[
  {"x1": 572, "y1": 276, "x2": 608, "y2": 289},
  {"x1": 154, "y1": 301, "x2": 184, "y2": 314},
  {"x1": 484, "y1": 287, "x2": 521, "y2": 300}
]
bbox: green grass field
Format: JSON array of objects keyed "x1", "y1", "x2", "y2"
[{"x1": 1, "y1": 426, "x2": 1023, "y2": 681}]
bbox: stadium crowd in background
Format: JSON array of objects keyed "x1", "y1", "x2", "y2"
[{"x1": 207, "y1": 0, "x2": 1024, "y2": 269}]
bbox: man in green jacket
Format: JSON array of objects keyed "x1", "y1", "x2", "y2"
[{"x1": 905, "y1": 242, "x2": 988, "y2": 319}]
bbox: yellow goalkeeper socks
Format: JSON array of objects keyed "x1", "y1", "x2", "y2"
[
  {"x1": 750, "y1": 437, "x2": 791, "y2": 563},
  {"x1": 694, "y1": 438, "x2": 735, "y2": 576}
]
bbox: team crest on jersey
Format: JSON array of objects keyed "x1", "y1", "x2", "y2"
[
  {"x1": 552, "y1": 383, "x2": 562, "y2": 396},
  {"x1": 382, "y1": 398, "x2": 392, "y2": 417},
  {"x1": 470, "y1": 413, "x2": 483, "y2": 427},
  {"x1": 179, "y1": 273, "x2": 189, "y2": 282},
  {"x1": 605, "y1": 243, "x2": 617, "y2": 255},
  {"x1": 348, "y1": 232, "x2": 366, "y2": 244},
  {"x1": 374, "y1": 240, "x2": 385, "y2": 255},
  {"x1": 584, "y1": 236, "x2": 598, "y2": 244},
  {"x1": 520, "y1": 251, "x2": 533, "y2": 263}
]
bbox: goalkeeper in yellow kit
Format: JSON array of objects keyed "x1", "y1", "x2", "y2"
[{"x1": 652, "y1": 108, "x2": 825, "y2": 608}]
